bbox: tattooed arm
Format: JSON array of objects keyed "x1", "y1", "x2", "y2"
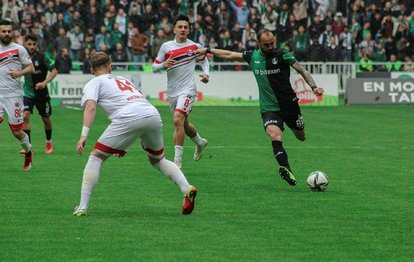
[{"x1": 291, "y1": 61, "x2": 324, "y2": 96}]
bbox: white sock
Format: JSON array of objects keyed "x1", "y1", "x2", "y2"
[
  {"x1": 155, "y1": 158, "x2": 190, "y2": 193},
  {"x1": 191, "y1": 133, "x2": 203, "y2": 146},
  {"x1": 174, "y1": 145, "x2": 184, "y2": 162},
  {"x1": 78, "y1": 155, "x2": 103, "y2": 210},
  {"x1": 19, "y1": 133, "x2": 31, "y2": 153}
]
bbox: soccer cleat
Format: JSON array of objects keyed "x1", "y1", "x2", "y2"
[
  {"x1": 23, "y1": 151, "x2": 33, "y2": 171},
  {"x1": 174, "y1": 159, "x2": 182, "y2": 169},
  {"x1": 193, "y1": 138, "x2": 208, "y2": 161},
  {"x1": 45, "y1": 142, "x2": 53, "y2": 154},
  {"x1": 73, "y1": 206, "x2": 87, "y2": 217},
  {"x1": 279, "y1": 166, "x2": 297, "y2": 186},
  {"x1": 182, "y1": 186, "x2": 197, "y2": 215}
]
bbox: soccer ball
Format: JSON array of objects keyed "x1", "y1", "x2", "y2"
[{"x1": 307, "y1": 171, "x2": 329, "y2": 192}]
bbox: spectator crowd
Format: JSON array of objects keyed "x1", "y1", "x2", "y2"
[{"x1": 2, "y1": 0, "x2": 413, "y2": 72}]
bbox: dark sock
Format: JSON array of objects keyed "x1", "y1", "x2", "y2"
[
  {"x1": 23, "y1": 129, "x2": 31, "y2": 143},
  {"x1": 25, "y1": 150, "x2": 32, "y2": 157},
  {"x1": 45, "y1": 129, "x2": 52, "y2": 141},
  {"x1": 272, "y1": 140, "x2": 290, "y2": 170}
]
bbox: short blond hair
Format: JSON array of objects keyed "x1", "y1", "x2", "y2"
[{"x1": 90, "y1": 51, "x2": 111, "y2": 70}]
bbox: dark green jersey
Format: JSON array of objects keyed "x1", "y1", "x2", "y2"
[
  {"x1": 242, "y1": 48, "x2": 297, "y2": 113},
  {"x1": 23, "y1": 52, "x2": 55, "y2": 99}
]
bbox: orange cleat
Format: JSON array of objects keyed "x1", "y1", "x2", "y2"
[
  {"x1": 45, "y1": 142, "x2": 53, "y2": 154},
  {"x1": 182, "y1": 186, "x2": 197, "y2": 215},
  {"x1": 23, "y1": 151, "x2": 33, "y2": 171}
]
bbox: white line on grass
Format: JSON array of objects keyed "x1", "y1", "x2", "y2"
[{"x1": 65, "y1": 106, "x2": 83, "y2": 111}]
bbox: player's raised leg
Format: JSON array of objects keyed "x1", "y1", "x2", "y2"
[
  {"x1": 172, "y1": 111, "x2": 186, "y2": 168},
  {"x1": 143, "y1": 116, "x2": 197, "y2": 215},
  {"x1": 265, "y1": 122, "x2": 297, "y2": 186},
  {"x1": 12, "y1": 128, "x2": 32, "y2": 171},
  {"x1": 7, "y1": 97, "x2": 33, "y2": 171},
  {"x1": 42, "y1": 115, "x2": 53, "y2": 154},
  {"x1": 151, "y1": 156, "x2": 198, "y2": 215},
  {"x1": 184, "y1": 121, "x2": 208, "y2": 161}
]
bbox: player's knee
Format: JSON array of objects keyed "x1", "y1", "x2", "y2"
[
  {"x1": 91, "y1": 150, "x2": 108, "y2": 161},
  {"x1": 23, "y1": 112, "x2": 30, "y2": 121},
  {"x1": 173, "y1": 116, "x2": 185, "y2": 127},
  {"x1": 149, "y1": 156, "x2": 161, "y2": 166},
  {"x1": 268, "y1": 133, "x2": 282, "y2": 141}
]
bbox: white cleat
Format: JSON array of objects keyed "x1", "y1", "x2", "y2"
[
  {"x1": 73, "y1": 206, "x2": 87, "y2": 216},
  {"x1": 194, "y1": 139, "x2": 208, "y2": 161}
]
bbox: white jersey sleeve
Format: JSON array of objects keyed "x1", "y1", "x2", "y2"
[
  {"x1": 152, "y1": 43, "x2": 167, "y2": 72},
  {"x1": 19, "y1": 46, "x2": 32, "y2": 66}
]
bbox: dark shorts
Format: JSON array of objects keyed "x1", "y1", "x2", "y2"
[
  {"x1": 23, "y1": 96, "x2": 52, "y2": 117},
  {"x1": 261, "y1": 101, "x2": 304, "y2": 131}
]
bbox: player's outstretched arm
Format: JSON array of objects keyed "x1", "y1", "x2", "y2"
[
  {"x1": 291, "y1": 61, "x2": 324, "y2": 96},
  {"x1": 196, "y1": 48, "x2": 244, "y2": 62},
  {"x1": 199, "y1": 54, "x2": 210, "y2": 84}
]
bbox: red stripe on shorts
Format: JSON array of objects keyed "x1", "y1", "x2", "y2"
[
  {"x1": 9, "y1": 123, "x2": 23, "y2": 131},
  {"x1": 94, "y1": 142, "x2": 126, "y2": 157},
  {"x1": 175, "y1": 108, "x2": 188, "y2": 116},
  {"x1": 144, "y1": 147, "x2": 164, "y2": 156}
]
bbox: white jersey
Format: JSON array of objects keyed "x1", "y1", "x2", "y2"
[
  {"x1": 81, "y1": 74, "x2": 158, "y2": 121},
  {"x1": 0, "y1": 43, "x2": 32, "y2": 98},
  {"x1": 154, "y1": 39, "x2": 209, "y2": 98}
]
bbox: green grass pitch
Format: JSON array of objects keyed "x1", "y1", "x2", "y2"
[{"x1": 1, "y1": 105, "x2": 413, "y2": 261}]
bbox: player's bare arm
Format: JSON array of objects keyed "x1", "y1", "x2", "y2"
[
  {"x1": 77, "y1": 99, "x2": 97, "y2": 155},
  {"x1": 196, "y1": 48, "x2": 244, "y2": 61},
  {"x1": 198, "y1": 53, "x2": 210, "y2": 84},
  {"x1": 291, "y1": 61, "x2": 324, "y2": 96},
  {"x1": 35, "y1": 68, "x2": 58, "y2": 90},
  {"x1": 8, "y1": 63, "x2": 35, "y2": 79}
]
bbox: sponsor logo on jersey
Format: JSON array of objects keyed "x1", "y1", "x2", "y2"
[{"x1": 254, "y1": 68, "x2": 281, "y2": 75}]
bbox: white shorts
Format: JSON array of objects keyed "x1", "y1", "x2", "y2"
[
  {"x1": 0, "y1": 96, "x2": 24, "y2": 131},
  {"x1": 169, "y1": 93, "x2": 196, "y2": 116},
  {"x1": 94, "y1": 114, "x2": 165, "y2": 159}
]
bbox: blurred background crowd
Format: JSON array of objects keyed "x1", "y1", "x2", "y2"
[{"x1": 2, "y1": 0, "x2": 413, "y2": 72}]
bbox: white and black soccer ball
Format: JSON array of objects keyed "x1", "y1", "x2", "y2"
[{"x1": 307, "y1": 171, "x2": 329, "y2": 192}]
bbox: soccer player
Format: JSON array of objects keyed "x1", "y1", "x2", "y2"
[
  {"x1": 0, "y1": 20, "x2": 35, "y2": 171},
  {"x1": 196, "y1": 29, "x2": 324, "y2": 186},
  {"x1": 152, "y1": 14, "x2": 209, "y2": 169},
  {"x1": 22, "y1": 34, "x2": 58, "y2": 154},
  {"x1": 73, "y1": 52, "x2": 197, "y2": 216}
]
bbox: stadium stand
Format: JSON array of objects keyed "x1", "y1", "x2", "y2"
[{"x1": 2, "y1": 0, "x2": 413, "y2": 73}]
